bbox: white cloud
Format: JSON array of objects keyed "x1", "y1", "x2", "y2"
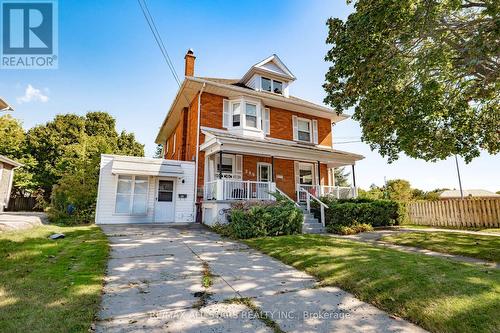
[{"x1": 17, "y1": 84, "x2": 49, "y2": 104}]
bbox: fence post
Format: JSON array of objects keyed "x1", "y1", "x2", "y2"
[
  {"x1": 216, "y1": 179, "x2": 224, "y2": 200},
  {"x1": 247, "y1": 181, "x2": 250, "y2": 199}
]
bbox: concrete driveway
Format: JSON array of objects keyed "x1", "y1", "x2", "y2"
[{"x1": 95, "y1": 224, "x2": 426, "y2": 333}]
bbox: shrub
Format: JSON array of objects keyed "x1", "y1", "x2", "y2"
[
  {"x1": 214, "y1": 194, "x2": 303, "y2": 239},
  {"x1": 327, "y1": 223, "x2": 373, "y2": 235},
  {"x1": 316, "y1": 197, "x2": 403, "y2": 233}
]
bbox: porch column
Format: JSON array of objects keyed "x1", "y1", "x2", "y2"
[
  {"x1": 351, "y1": 164, "x2": 357, "y2": 187},
  {"x1": 219, "y1": 150, "x2": 223, "y2": 179},
  {"x1": 271, "y1": 156, "x2": 275, "y2": 182},
  {"x1": 317, "y1": 161, "x2": 322, "y2": 196}
]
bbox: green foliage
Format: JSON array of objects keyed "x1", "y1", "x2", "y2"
[
  {"x1": 330, "y1": 223, "x2": 373, "y2": 235},
  {"x1": 334, "y1": 167, "x2": 350, "y2": 187},
  {"x1": 214, "y1": 195, "x2": 303, "y2": 239},
  {"x1": 319, "y1": 197, "x2": 402, "y2": 233},
  {"x1": 359, "y1": 179, "x2": 445, "y2": 203},
  {"x1": 0, "y1": 112, "x2": 144, "y2": 224},
  {"x1": 324, "y1": 0, "x2": 499, "y2": 163},
  {"x1": 0, "y1": 115, "x2": 25, "y2": 158}
]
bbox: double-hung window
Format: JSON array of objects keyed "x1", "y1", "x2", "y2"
[
  {"x1": 115, "y1": 175, "x2": 148, "y2": 215},
  {"x1": 245, "y1": 103, "x2": 257, "y2": 128},
  {"x1": 232, "y1": 102, "x2": 241, "y2": 127},
  {"x1": 297, "y1": 119, "x2": 311, "y2": 142}
]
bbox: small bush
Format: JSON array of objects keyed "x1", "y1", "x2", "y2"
[
  {"x1": 327, "y1": 223, "x2": 373, "y2": 235},
  {"x1": 316, "y1": 197, "x2": 402, "y2": 233},
  {"x1": 213, "y1": 193, "x2": 303, "y2": 239}
]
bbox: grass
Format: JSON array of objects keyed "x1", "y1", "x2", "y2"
[
  {"x1": 224, "y1": 297, "x2": 284, "y2": 333},
  {"x1": 381, "y1": 231, "x2": 500, "y2": 262},
  {"x1": 0, "y1": 225, "x2": 109, "y2": 333},
  {"x1": 245, "y1": 235, "x2": 500, "y2": 333},
  {"x1": 400, "y1": 224, "x2": 500, "y2": 233}
]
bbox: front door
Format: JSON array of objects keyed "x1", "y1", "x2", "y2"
[
  {"x1": 154, "y1": 179, "x2": 175, "y2": 222},
  {"x1": 257, "y1": 163, "x2": 272, "y2": 182},
  {"x1": 297, "y1": 162, "x2": 316, "y2": 201}
]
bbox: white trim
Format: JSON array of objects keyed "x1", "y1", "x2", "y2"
[
  {"x1": 113, "y1": 174, "x2": 150, "y2": 216},
  {"x1": 257, "y1": 162, "x2": 272, "y2": 182},
  {"x1": 296, "y1": 117, "x2": 312, "y2": 143},
  {"x1": 154, "y1": 177, "x2": 177, "y2": 223},
  {"x1": 312, "y1": 119, "x2": 318, "y2": 144}
]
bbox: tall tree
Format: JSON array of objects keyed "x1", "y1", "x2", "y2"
[
  {"x1": 334, "y1": 167, "x2": 351, "y2": 186},
  {"x1": 324, "y1": 0, "x2": 499, "y2": 163}
]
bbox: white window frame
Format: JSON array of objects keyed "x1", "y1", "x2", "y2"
[
  {"x1": 114, "y1": 175, "x2": 149, "y2": 216},
  {"x1": 227, "y1": 98, "x2": 263, "y2": 131},
  {"x1": 296, "y1": 117, "x2": 312, "y2": 143},
  {"x1": 165, "y1": 139, "x2": 169, "y2": 154},
  {"x1": 257, "y1": 162, "x2": 272, "y2": 182},
  {"x1": 261, "y1": 76, "x2": 284, "y2": 95}
]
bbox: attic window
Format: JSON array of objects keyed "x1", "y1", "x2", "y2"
[{"x1": 261, "y1": 77, "x2": 283, "y2": 95}]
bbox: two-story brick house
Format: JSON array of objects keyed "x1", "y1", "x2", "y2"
[{"x1": 154, "y1": 50, "x2": 363, "y2": 224}]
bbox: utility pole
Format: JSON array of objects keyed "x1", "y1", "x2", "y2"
[{"x1": 454, "y1": 155, "x2": 464, "y2": 199}]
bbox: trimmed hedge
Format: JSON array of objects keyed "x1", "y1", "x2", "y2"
[
  {"x1": 314, "y1": 197, "x2": 403, "y2": 233},
  {"x1": 213, "y1": 194, "x2": 303, "y2": 239}
]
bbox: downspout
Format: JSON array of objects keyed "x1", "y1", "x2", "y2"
[{"x1": 193, "y1": 83, "x2": 206, "y2": 221}]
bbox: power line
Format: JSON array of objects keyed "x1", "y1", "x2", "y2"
[
  {"x1": 137, "y1": 0, "x2": 181, "y2": 87},
  {"x1": 335, "y1": 140, "x2": 362, "y2": 144}
]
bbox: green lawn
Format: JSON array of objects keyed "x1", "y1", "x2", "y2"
[
  {"x1": 400, "y1": 224, "x2": 500, "y2": 234},
  {"x1": 381, "y1": 231, "x2": 500, "y2": 262},
  {"x1": 0, "y1": 225, "x2": 109, "y2": 333},
  {"x1": 246, "y1": 235, "x2": 500, "y2": 333}
]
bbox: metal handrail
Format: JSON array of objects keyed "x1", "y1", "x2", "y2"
[
  {"x1": 299, "y1": 187, "x2": 327, "y2": 227},
  {"x1": 276, "y1": 187, "x2": 300, "y2": 207}
]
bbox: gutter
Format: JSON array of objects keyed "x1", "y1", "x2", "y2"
[{"x1": 193, "y1": 82, "x2": 206, "y2": 221}]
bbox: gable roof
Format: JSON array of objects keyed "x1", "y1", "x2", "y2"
[
  {"x1": 0, "y1": 97, "x2": 14, "y2": 111},
  {"x1": 239, "y1": 54, "x2": 296, "y2": 84}
]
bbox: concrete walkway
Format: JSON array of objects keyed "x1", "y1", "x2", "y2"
[
  {"x1": 95, "y1": 224, "x2": 426, "y2": 333},
  {"x1": 0, "y1": 212, "x2": 46, "y2": 232},
  {"x1": 334, "y1": 230, "x2": 499, "y2": 269}
]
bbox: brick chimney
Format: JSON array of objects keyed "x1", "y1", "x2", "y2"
[{"x1": 184, "y1": 49, "x2": 195, "y2": 76}]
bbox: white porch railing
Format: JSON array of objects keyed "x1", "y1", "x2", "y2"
[
  {"x1": 297, "y1": 185, "x2": 357, "y2": 201},
  {"x1": 204, "y1": 179, "x2": 276, "y2": 201},
  {"x1": 299, "y1": 187, "x2": 327, "y2": 227}
]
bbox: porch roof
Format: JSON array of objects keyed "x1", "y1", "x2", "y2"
[
  {"x1": 108, "y1": 155, "x2": 185, "y2": 177},
  {"x1": 200, "y1": 127, "x2": 364, "y2": 167}
]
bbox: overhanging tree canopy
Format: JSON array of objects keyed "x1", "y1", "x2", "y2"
[{"x1": 324, "y1": 0, "x2": 499, "y2": 163}]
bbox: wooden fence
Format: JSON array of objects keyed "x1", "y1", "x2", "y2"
[
  {"x1": 6, "y1": 197, "x2": 41, "y2": 212},
  {"x1": 407, "y1": 198, "x2": 500, "y2": 228}
]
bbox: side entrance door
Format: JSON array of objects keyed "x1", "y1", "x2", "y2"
[{"x1": 154, "y1": 178, "x2": 175, "y2": 222}]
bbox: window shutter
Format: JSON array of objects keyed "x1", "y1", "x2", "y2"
[
  {"x1": 264, "y1": 107, "x2": 270, "y2": 135},
  {"x1": 223, "y1": 99, "x2": 230, "y2": 128},
  {"x1": 292, "y1": 116, "x2": 298, "y2": 141},
  {"x1": 294, "y1": 161, "x2": 300, "y2": 193},
  {"x1": 312, "y1": 119, "x2": 318, "y2": 144},
  {"x1": 235, "y1": 155, "x2": 243, "y2": 178}
]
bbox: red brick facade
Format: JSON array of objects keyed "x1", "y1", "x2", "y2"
[{"x1": 163, "y1": 92, "x2": 334, "y2": 200}]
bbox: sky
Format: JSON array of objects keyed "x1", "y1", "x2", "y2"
[{"x1": 1, "y1": 0, "x2": 498, "y2": 192}]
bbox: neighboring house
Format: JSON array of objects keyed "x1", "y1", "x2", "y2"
[
  {"x1": 0, "y1": 155, "x2": 22, "y2": 212},
  {"x1": 0, "y1": 97, "x2": 14, "y2": 111},
  {"x1": 154, "y1": 50, "x2": 364, "y2": 225},
  {"x1": 440, "y1": 189, "x2": 500, "y2": 199}
]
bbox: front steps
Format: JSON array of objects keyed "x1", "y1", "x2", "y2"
[{"x1": 299, "y1": 203, "x2": 325, "y2": 234}]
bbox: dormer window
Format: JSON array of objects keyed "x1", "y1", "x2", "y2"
[{"x1": 261, "y1": 77, "x2": 283, "y2": 95}]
